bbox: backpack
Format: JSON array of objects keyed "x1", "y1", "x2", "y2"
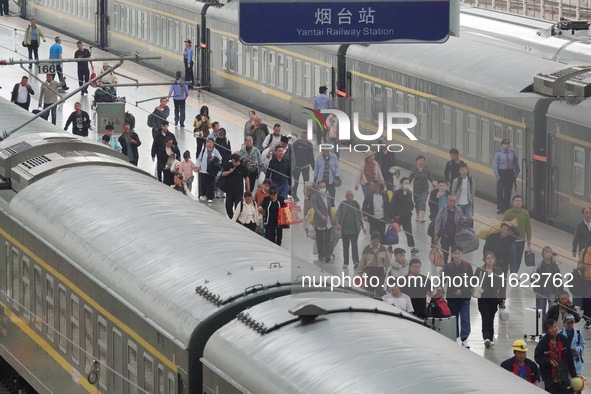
[
  {"x1": 124, "y1": 112, "x2": 136, "y2": 129},
  {"x1": 147, "y1": 113, "x2": 155, "y2": 128},
  {"x1": 579, "y1": 247, "x2": 591, "y2": 280},
  {"x1": 428, "y1": 297, "x2": 452, "y2": 318}
]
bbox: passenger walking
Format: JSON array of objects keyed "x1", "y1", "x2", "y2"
[
  {"x1": 402, "y1": 258, "x2": 432, "y2": 319},
  {"x1": 291, "y1": 132, "x2": 315, "y2": 202},
  {"x1": 335, "y1": 190, "x2": 365, "y2": 269},
  {"x1": 215, "y1": 128, "x2": 232, "y2": 165},
  {"x1": 38, "y1": 74, "x2": 66, "y2": 125},
  {"x1": 266, "y1": 146, "x2": 291, "y2": 199},
  {"x1": 195, "y1": 139, "x2": 222, "y2": 203},
  {"x1": 232, "y1": 191, "x2": 260, "y2": 232},
  {"x1": 434, "y1": 195, "x2": 465, "y2": 264},
  {"x1": 451, "y1": 164, "x2": 475, "y2": 223},
  {"x1": 151, "y1": 98, "x2": 171, "y2": 139},
  {"x1": 408, "y1": 155, "x2": 436, "y2": 222},
  {"x1": 221, "y1": 153, "x2": 250, "y2": 219},
  {"x1": 483, "y1": 223, "x2": 515, "y2": 274},
  {"x1": 151, "y1": 122, "x2": 178, "y2": 182},
  {"x1": 534, "y1": 319, "x2": 577, "y2": 393},
  {"x1": 254, "y1": 179, "x2": 272, "y2": 206},
  {"x1": 534, "y1": 247, "x2": 563, "y2": 318},
  {"x1": 64, "y1": 102, "x2": 92, "y2": 137},
  {"x1": 312, "y1": 181, "x2": 335, "y2": 263},
  {"x1": 428, "y1": 180, "x2": 450, "y2": 222},
  {"x1": 382, "y1": 284, "x2": 414, "y2": 313},
  {"x1": 386, "y1": 248, "x2": 409, "y2": 278},
  {"x1": 559, "y1": 314, "x2": 586, "y2": 375},
  {"x1": 24, "y1": 19, "x2": 46, "y2": 69},
  {"x1": 500, "y1": 340, "x2": 541, "y2": 386},
  {"x1": 546, "y1": 292, "x2": 581, "y2": 330},
  {"x1": 244, "y1": 110, "x2": 256, "y2": 136},
  {"x1": 313, "y1": 147, "x2": 340, "y2": 200},
  {"x1": 193, "y1": 105, "x2": 212, "y2": 159},
  {"x1": 169, "y1": 71, "x2": 189, "y2": 128},
  {"x1": 493, "y1": 138, "x2": 519, "y2": 214},
  {"x1": 74, "y1": 41, "x2": 93, "y2": 96},
  {"x1": 503, "y1": 195, "x2": 531, "y2": 274},
  {"x1": 247, "y1": 116, "x2": 269, "y2": 152},
  {"x1": 239, "y1": 136, "x2": 262, "y2": 192},
  {"x1": 444, "y1": 148, "x2": 466, "y2": 186},
  {"x1": 262, "y1": 124, "x2": 283, "y2": 150},
  {"x1": 118, "y1": 123, "x2": 141, "y2": 166},
  {"x1": 49, "y1": 36, "x2": 68, "y2": 90},
  {"x1": 259, "y1": 187, "x2": 286, "y2": 246},
  {"x1": 174, "y1": 151, "x2": 197, "y2": 192},
  {"x1": 11, "y1": 76, "x2": 34, "y2": 110},
  {"x1": 157, "y1": 137, "x2": 180, "y2": 186},
  {"x1": 475, "y1": 251, "x2": 505, "y2": 348},
  {"x1": 97, "y1": 124, "x2": 122, "y2": 153},
  {"x1": 313, "y1": 86, "x2": 331, "y2": 144},
  {"x1": 183, "y1": 39, "x2": 194, "y2": 89},
  {"x1": 572, "y1": 207, "x2": 591, "y2": 257},
  {"x1": 443, "y1": 246, "x2": 473, "y2": 348},
  {"x1": 362, "y1": 180, "x2": 391, "y2": 242},
  {"x1": 375, "y1": 140, "x2": 397, "y2": 191},
  {"x1": 354, "y1": 151, "x2": 384, "y2": 196},
  {"x1": 392, "y1": 177, "x2": 418, "y2": 255},
  {"x1": 357, "y1": 231, "x2": 390, "y2": 296}
]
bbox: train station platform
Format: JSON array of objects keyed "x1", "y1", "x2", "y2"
[{"x1": 0, "y1": 15, "x2": 588, "y2": 386}]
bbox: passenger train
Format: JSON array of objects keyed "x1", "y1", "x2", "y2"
[
  {"x1": 0, "y1": 102, "x2": 543, "y2": 393},
  {"x1": 19, "y1": 0, "x2": 591, "y2": 231}
]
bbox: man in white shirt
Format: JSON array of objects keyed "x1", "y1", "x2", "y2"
[
  {"x1": 451, "y1": 163, "x2": 475, "y2": 225},
  {"x1": 262, "y1": 123, "x2": 283, "y2": 150},
  {"x1": 382, "y1": 284, "x2": 414, "y2": 313}
]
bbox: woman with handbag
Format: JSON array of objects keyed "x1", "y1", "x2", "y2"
[
  {"x1": 193, "y1": 105, "x2": 212, "y2": 159},
  {"x1": 534, "y1": 246, "x2": 562, "y2": 318},
  {"x1": 354, "y1": 151, "x2": 384, "y2": 196},
  {"x1": 475, "y1": 251, "x2": 505, "y2": 348},
  {"x1": 175, "y1": 151, "x2": 197, "y2": 192},
  {"x1": 157, "y1": 137, "x2": 180, "y2": 186}
]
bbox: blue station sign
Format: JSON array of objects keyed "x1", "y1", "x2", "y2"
[{"x1": 239, "y1": 0, "x2": 450, "y2": 45}]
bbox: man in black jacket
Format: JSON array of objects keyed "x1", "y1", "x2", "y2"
[
  {"x1": 151, "y1": 122, "x2": 178, "y2": 182},
  {"x1": 362, "y1": 180, "x2": 392, "y2": 241},
  {"x1": 401, "y1": 258, "x2": 431, "y2": 318},
  {"x1": 444, "y1": 148, "x2": 466, "y2": 186},
  {"x1": 546, "y1": 291, "x2": 581, "y2": 324},
  {"x1": 266, "y1": 146, "x2": 291, "y2": 199},
  {"x1": 11, "y1": 76, "x2": 35, "y2": 110},
  {"x1": 375, "y1": 141, "x2": 396, "y2": 191},
  {"x1": 392, "y1": 177, "x2": 417, "y2": 255},
  {"x1": 118, "y1": 123, "x2": 141, "y2": 166},
  {"x1": 291, "y1": 133, "x2": 315, "y2": 202},
  {"x1": 483, "y1": 223, "x2": 515, "y2": 274},
  {"x1": 259, "y1": 187, "x2": 286, "y2": 246},
  {"x1": 572, "y1": 207, "x2": 591, "y2": 258},
  {"x1": 534, "y1": 319, "x2": 577, "y2": 393},
  {"x1": 221, "y1": 153, "x2": 249, "y2": 219}
]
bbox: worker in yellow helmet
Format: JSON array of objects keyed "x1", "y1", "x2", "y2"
[{"x1": 500, "y1": 340, "x2": 541, "y2": 387}]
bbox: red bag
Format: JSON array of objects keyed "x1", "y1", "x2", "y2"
[
  {"x1": 289, "y1": 201, "x2": 304, "y2": 224},
  {"x1": 429, "y1": 246, "x2": 445, "y2": 267},
  {"x1": 278, "y1": 205, "x2": 292, "y2": 228},
  {"x1": 429, "y1": 297, "x2": 452, "y2": 318},
  {"x1": 391, "y1": 221, "x2": 402, "y2": 232}
]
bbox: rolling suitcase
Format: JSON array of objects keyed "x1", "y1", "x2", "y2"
[
  {"x1": 523, "y1": 308, "x2": 543, "y2": 341},
  {"x1": 430, "y1": 316, "x2": 457, "y2": 341}
]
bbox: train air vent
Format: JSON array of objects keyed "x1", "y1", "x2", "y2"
[
  {"x1": 0, "y1": 132, "x2": 124, "y2": 180},
  {"x1": 565, "y1": 71, "x2": 591, "y2": 98},
  {"x1": 534, "y1": 66, "x2": 591, "y2": 96}
]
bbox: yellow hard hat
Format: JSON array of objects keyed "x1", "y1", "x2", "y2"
[
  {"x1": 512, "y1": 340, "x2": 528, "y2": 352},
  {"x1": 570, "y1": 376, "x2": 585, "y2": 391}
]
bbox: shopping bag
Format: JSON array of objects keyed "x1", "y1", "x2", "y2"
[
  {"x1": 382, "y1": 225, "x2": 399, "y2": 246},
  {"x1": 278, "y1": 205, "x2": 292, "y2": 228},
  {"x1": 524, "y1": 250, "x2": 536, "y2": 267},
  {"x1": 429, "y1": 246, "x2": 446, "y2": 267},
  {"x1": 391, "y1": 221, "x2": 402, "y2": 233},
  {"x1": 289, "y1": 202, "x2": 304, "y2": 224}
]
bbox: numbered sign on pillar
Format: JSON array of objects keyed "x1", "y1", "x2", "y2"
[{"x1": 37, "y1": 63, "x2": 57, "y2": 74}]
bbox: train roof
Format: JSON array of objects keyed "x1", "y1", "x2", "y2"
[
  {"x1": 204, "y1": 293, "x2": 543, "y2": 393},
  {"x1": 7, "y1": 164, "x2": 322, "y2": 346},
  {"x1": 347, "y1": 37, "x2": 564, "y2": 100},
  {"x1": 461, "y1": 6, "x2": 554, "y2": 30},
  {"x1": 547, "y1": 97, "x2": 591, "y2": 127},
  {"x1": 1, "y1": 101, "x2": 63, "y2": 140}
]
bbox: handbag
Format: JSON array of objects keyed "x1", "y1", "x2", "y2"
[
  {"x1": 333, "y1": 176, "x2": 342, "y2": 187},
  {"x1": 22, "y1": 40, "x2": 28, "y2": 48},
  {"x1": 169, "y1": 159, "x2": 181, "y2": 173},
  {"x1": 429, "y1": 246, "x2": 446, "y2": 267},
  {"x1": 524, "y1": 250, "x2": 536, "y2": 267},
  {"x1": 382, "y1": 225, "x2": 399, "y2": 246},
  {"x1": 391, "y1": 222, "x2": 402, "y2": 232},
  {"x1": 454, "y1": 227, "x2": 479, "y2": 254}
]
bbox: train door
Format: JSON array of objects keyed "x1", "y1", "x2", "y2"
[
  {"x1": 547, "y1": 134, "x2": 558, "y2": 222},
  {"x1": 201, "y1": 29, "x2": 211, "y2": 89},
  {"x1": 96, "y1": 0, "x2": 108, "y2": 49}
]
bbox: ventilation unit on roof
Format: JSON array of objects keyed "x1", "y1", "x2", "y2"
[
  {"x1": 565, "y1": 71, "x2": 591, "y2": 98},
  {"x1": 0, "y1": 132, "x2": 122, "y2": 182},
  {"x1": 534, "y1": 66, "x2": 591, "y2": 96}
]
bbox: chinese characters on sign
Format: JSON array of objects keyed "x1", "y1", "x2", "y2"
[{"x1": 314, "y1": 7, "x2": 375, "y2": 26}]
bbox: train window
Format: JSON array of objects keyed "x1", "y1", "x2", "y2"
[
  {"x1": 157, "y1": 17, "x2": 163, "y2": 46},
  {"x1": 574, "y1": 147, "x2": 585, "y2": 196},
  {"x1": 407, "y1": 95, "x2": 416, "y2": 122},
  {"x1": 22, "y1": 257, "x2": 30, "y2": 321},
  {"x1": 467, "y1": 115, "x2": 477, "y2": 158},
  {"x1": 71, "y1": 295, "x2": 80, "y2": 364},
  {"x1": 252, "y1": 47, "x2": 259, "y2": 81},
  {"x1": 97, "y1": 317, "x2": 107, "y2": 389},
  {"x1": 11, "y1": 248, "x2": 19, "y2": 309},
  {"x1": 418, "y1": 98, "x2": 427, "y2": 140},
  {"x1": 261, "y1": 49, "x2": 268, "y2": 83},
  {"x1": 374, "y1": 85, "x2": 383, "y2": 121},
  {"x1": 493, "y1": 122, "x2": 504, "y2": 152},
  {"x1": 157, "y1": 365, "x2": 165, "y2": 394},
  {"x1": 83, "y1": 306, "x2": 93, "y2": 374},
  {"x1": 304, "y1": 63, "x2": 312, "y2": 97},
  {"x1": 149, "y1": 14, "x2": 156, "y2": 43},
  {"x1": 269, "y1": 52, "x2": 276, "y2": 86},
  {"x1": 144, "y1": 354, "x2": 154, "y2": 393},
  {"x1": 128, "y1": 341, "x2": 139, "y2": 394},
  {"x1": 122, "y1": 6, "x2": 129, "y2": 35},
  {"x1": 313, "y1": 65, "x2": 321, "y2": 97},
  {"x1": 229, "y1": 40, "x2": 237, "y2": 73},
  {"x1": 113, "y1": 329, "x2": 123, "y2": 392},
  {"x1": 168, "y1": 373, "x2": 175, "y2": 394},
  {"x1": 295, "y1": 59, "x2": 302, "y2": 96},
  {"x1": 175, "y1": 21, "x2": 180, "y2": 51},
  {"x1": 46, "y1": 276, "x2": 54, "y2": 342},
  {"x1": 384, "y1": 88, "x2": 393, "y2": 111},
  {"x1": 430, "y1": 102, "x2": 440, "y2": 144},
  {"x1": 277, "y1": 54, "x2": 284, "y2": 89},
  {"x1": 395, "y1": 91, "x2": 404, "y2": 113},
  {"x1": 168, "y1": 19, "x2": 175, "y2": 50},
  {"x1": 245, "y1": 46, "x2": 252, "y2": 78},
  {"x1": 237, "y1": 44, "x2": 244, "y2": 76},
  {"x1": 141, "y1": 12, "x2": 147, "y2": 40},
  {"x1": 286, "y1": 57, "x2": 294, "y2": 93},
  {"x1": 481, "y1": 119, "x2": 490, "y2": 163},
  {"x1": 326, "y1": 69, "x2": 331, "y2": 90},
  {"x1": 221, "y1": 37, "x2": 228, "y2": 70},
  {"x1": 34, "y1": 266, "x2": 42, "y2": 332},
  {"x1": 363, "y1": 81, "x2": 372, "y2": 120},
  {"x1": 515, "y1": 129, "x2": 523, "y2": 166},
  {"x1": 58, "y1": 285, "x2": 67, "y2": 352},
  {"x1": 442, "y1": 107, "x2": 452, "y2": 149},
  {"x1": 2, "y1": 242, "x2": 7, "y2": 295}
]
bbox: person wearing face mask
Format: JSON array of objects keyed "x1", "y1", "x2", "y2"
[
  {"x1": 392, "y1": 177, "x2": 418, "y2": 255},
  {"x1": 311, "y1": 181, "x2": 335, "y2": 263}
]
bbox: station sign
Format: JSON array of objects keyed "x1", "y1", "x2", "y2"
[{"x1": 240, "y1": 0, "x2": 450, "y2": 45}]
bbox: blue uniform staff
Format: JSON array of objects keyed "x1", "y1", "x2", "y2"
[{"x1": 493, "y1": 138, "x2": 520, "y2": 213}]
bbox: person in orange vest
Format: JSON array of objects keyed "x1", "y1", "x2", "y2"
[{"x1": 500, "y1": 340, "x2": 541, "y2": 387}]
